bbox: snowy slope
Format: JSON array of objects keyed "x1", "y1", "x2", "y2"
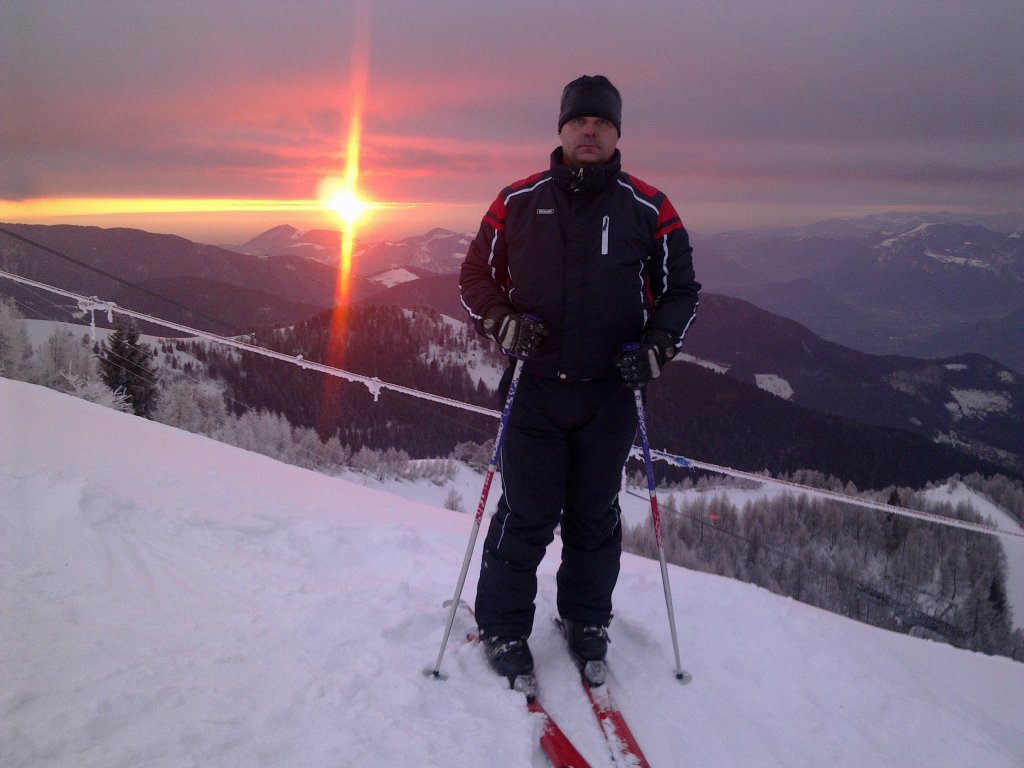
[{"x1": 2, "y1": 378, "x2": 1023, "y2": 768}]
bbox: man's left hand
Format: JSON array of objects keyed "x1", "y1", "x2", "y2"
[{"x1": 615, "y1": 330, "x2": 676, "y2": 387}]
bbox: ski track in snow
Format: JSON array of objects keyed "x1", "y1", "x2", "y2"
[{"x1": 2, "y1": 377, "x2": 1023, "y2": 768}]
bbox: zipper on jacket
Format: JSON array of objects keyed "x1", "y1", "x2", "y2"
[
  {"x1": 571, "y1": 167, "x2": 584, "y2": 193},
  {"x1": 601, "y1": 215, "x2": 610, "y2": 255}
]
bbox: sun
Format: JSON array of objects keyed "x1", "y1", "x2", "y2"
[{"x1": 317, "y1": 176, "x2": 370, "y2": 228}]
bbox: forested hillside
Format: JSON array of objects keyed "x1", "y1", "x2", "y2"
[
  {"x1": 644, "y1": 361, "x2": 1009, "y2": 489},
  {"x1": 205, "y1": 305, "x2": 499, "y2": 456},
  {"x1": 624, "y1": 472, "x2": 1020, "y2": 658},
  {"x1": 178, "y1": 303, "x2": 1009, "y2": 488}
]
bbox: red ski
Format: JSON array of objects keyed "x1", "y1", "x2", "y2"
[
  {"x1": 580, "y1": 675, "x2": 650, "y2": 768},
  {"x1": 553, "y1": 618, "x2": 651, "y2": 768},
  {"x1": 528, "y1": 695, "x2": 593, "y2": 768}
]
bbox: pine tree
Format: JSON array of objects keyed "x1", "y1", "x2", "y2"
[{"x1": 99, "y1": 315, "x2": 159, "y2": 418}]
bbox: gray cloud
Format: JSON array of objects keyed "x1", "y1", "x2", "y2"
[{"x1": 1, "y1": 0, "x2": 1021, "y2": 234}]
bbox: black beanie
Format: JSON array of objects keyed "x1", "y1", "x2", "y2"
[{"x1": 557, "y1": 75, "x2": 622, "y2": 136}]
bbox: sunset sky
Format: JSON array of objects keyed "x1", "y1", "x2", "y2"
[{"x1": 2, "y1": 0, "x2": 1021, "y2": 244}]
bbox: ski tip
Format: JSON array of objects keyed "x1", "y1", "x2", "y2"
[{"x1": 423, "y1": 667, "x2": 448, "y2": 681}]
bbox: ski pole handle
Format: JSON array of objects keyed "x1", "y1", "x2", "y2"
[
  {"x1": 618, "y1": 340, "x2": 649, "y2": 390},
  {"x1": 508, "y1": 312, "x2": 547, "y2": 361}
]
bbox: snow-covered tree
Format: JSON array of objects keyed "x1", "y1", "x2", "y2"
[
  {"x1": 62, "y1": 372, "x2": 131, "y2": 412},
  {"x1": 0, "y1": 298, "x2": 31, "y2": 380},
  {"x1": 443, "y1": 486, "x2": 464, "y2": 512},
  {"x1": 34, "y1": 327, "x2": 95, "y2": 390},
  {"x1": 153, "y1": 378, "x2": 229, "y2": 436}
]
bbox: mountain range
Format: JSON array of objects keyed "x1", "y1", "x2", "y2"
[
  {"x1": 1, "y1": 218, "x2": 1020, "y2": 476},
  {"x1": 228, "y1": 213, "x2": 1024, "y2": 373},
  {"x1": 693, "y1": 213, "x2": 1024, "y2": 372},
  {"x1": 231, "y1": 223, "x2": 472, "y2": 276}
]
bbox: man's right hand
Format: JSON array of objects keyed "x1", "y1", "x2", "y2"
[{"x1": 486, "y1": 308, "x2": 548, "y2": 359}]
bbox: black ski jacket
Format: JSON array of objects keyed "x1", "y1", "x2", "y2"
[{"x1": 460, "y1": 148, "x2": 700, "y2": 380}]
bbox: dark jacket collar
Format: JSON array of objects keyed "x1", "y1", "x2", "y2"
[{"x1": 550, "y1": 147, "x2": 621, "y2": 194}]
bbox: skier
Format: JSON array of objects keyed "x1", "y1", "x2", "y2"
[{"x1": 459, "y1": 74, "x2": 700, "y2": 682}]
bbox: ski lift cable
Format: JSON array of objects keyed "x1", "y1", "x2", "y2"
[
  {"x1": 644, "y1": 448, "x2": 1024, "y2": 541},
  {"x1": 0, "y1": 225, "x2": 243, "y2": 334},
  {"x1": 3, "y1": 267, "x2": 1022, "y2": 542},
  {"x1": 0, "y1": 268, "x2": 500, "y2": 418}
]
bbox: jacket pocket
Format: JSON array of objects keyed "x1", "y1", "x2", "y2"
[{"x1": 601, "y1": 215, "x2": 610, "y2": 255}]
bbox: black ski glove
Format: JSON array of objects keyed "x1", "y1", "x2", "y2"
[
  {"x1": 615, "y1": 329, "x2": 676, "y2": 387},
  {"x1": 484, "y1": 307, "x2": 549, "y2": 359}
]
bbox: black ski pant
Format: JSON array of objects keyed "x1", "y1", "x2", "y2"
[{"x1": 475, "y1": 373, "x2": 637, "y2": 638}]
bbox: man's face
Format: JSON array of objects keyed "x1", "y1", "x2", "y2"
[{"x1": 559, "y1": 116, "x2": 619, "y2": 167}]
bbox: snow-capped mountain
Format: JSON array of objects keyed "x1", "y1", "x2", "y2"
[
  {"x1": 351, "y1": 228, "x2": 473, "y2": 276},
  {"x1": 234, "y1": 224, "x2": 342, "y2": 263},
  {"x1": 785, "y1": 211, "x2": 1024, "y2": 239},
  {"x1": 233, "y1": 226, "x2": 473, "y2": 277},
  {"x1": 3, "y1": 377, "x2": 1023, "y2": 767}
]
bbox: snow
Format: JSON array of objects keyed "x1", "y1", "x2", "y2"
[
  {"x1": 924, "y1": 249, "x2": 990, "y2": 269},
  {"x1": 754, "y1": 373, "x2": 794, "y2": 400},
  {"x1": 876, "y1": 222, "x2": 935, "y2": 248},
  {"x1": 417, "y1": 314, "x2": 504, "y2": 392},
  {"x1": 358, "y1": 462, "x2": 780, "y2": 533},
  {"x1": 24, "y1": 319, "x2": 165, "y2": 349},
  {"x1": 945, "y1": 388, "x2": 1013, "y2": 420},
  {"x1": 3, "y1": 377, "x2": 1023, "y2": 768},
  {"x1": 676, "y1": 352, "x2": 729, "y2": 375},
  {"x1": 368, "y1": 267, "x2": 420, "y2": 289}
]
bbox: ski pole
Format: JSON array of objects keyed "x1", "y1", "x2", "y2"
[
  {"x1": 427, "y1": 354, "x2": 525, "y2": 680},
  {"x1": 625, "y1": 345, "x2": 691, "y2": 683}
]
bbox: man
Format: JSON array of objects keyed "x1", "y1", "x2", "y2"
[{"x1": 459, "y1": 75, "x2": 700, "y2": 684}]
